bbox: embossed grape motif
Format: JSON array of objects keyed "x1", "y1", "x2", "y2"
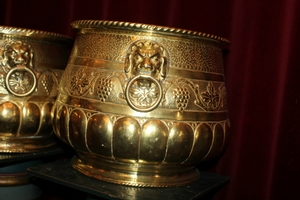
[
  {"x1": 41, "y1": 72, "x2": 54, "y2": 95},
  {"x1": 97, "y1": 78, "x2": 114, "y2": 102},
  {"x1": 0, "y1": 74, "x2": 6, "y2": 94},
  {"x1": 173, "y1": 87, "x2": 190, "y2": 111},
  {"x1": 173, "y1": 79, "x2": 226, "y2": 111}
]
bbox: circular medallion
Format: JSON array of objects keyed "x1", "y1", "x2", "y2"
[
  {"x1": 5, "y1": 66, "x2": 37, "y2": 97},
  {"x1": 125, "y1": 75, "x2": 163, "y2": 112}
]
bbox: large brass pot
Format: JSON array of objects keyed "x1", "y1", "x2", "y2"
[
  {"x1": 52, "y1": 20, "x2": 230, "y2": 187},
  {"x1": 0, "y1": 26, "x2": 73, "y2": 152}
]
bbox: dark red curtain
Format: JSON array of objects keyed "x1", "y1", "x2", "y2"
[{"x1": 1, "y1": 0, "x2": 300, "y2": 199}]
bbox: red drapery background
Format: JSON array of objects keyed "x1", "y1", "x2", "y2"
[{"x1": 1, "y1": 0, "x2": 300, "y2": 199}]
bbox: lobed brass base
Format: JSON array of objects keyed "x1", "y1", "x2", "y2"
[
  {"x1": 0, "y1": 135, "x2": 57, "y2": 153},
  {"x1": 71, "y1": 152, "x2": 201, "y2": 187}
]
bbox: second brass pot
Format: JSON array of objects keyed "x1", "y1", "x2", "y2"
[{"x1": 0, "y1": 26, "x2": 73, "y2": 152}]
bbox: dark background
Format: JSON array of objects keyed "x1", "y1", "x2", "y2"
[{"x1": 1, "y1": 0, "x2": 300, "y2": 199}]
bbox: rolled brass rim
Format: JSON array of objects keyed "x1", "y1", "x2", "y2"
[
  {"x1": 71, "y1": 20, "x2": 230, "y2": 45},
  {"x1": 0, "y1": 135, "x2": 56, "y2": 153},
  {"x1": 0, "y1": 172, "x2": 31, "y2": 186},
  {"x1": 0, "y1": 26, "x2": 73, "y2": 43},
  {"x1": 72, "y1": 153, "x2": 200, "y2": 187}
]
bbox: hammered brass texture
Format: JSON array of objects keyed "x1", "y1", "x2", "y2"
[
  {"x1": 52, "y1": 20, "x2": 230, "y2": 187},
  {"x1": 0, "y1": 26, "x2": 73, "y2": 152}
]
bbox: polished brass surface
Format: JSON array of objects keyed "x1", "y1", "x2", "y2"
[
  {"x1": 52, "y1": 20, "x2": 230, "y2": 187},
  {"x1": 0, "y1": 26, "x2": 73, "y2": 152},
  {"x1": 0, "y1": 172, "x2": 31, "y2": 186},
  {"x1": 72, "y1": 153, "x2": 200, "y2": 187}
]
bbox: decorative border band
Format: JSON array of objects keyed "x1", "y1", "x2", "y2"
[
  {"x1": 57, "y1": 94, "x2": 228, "y2": 121},
  {"x1": 68, "y1": 57, "x2": 225, "y2": 82}
]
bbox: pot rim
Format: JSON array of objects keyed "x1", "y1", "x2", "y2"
[
  {"x1": 71, "y1": 20, "x2": 230, "y2": 45},
  {"x1": 0, "y1": 25, "x2": 73, "y2": 44}
]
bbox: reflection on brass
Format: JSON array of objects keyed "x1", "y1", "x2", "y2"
[
  {"x1": 0, "y1": 172, "x2": 31, "y2": 186},
  {"x1": 0, "y1": 26, "x2": 73, "y2": 152},
  {"x1": 53, "y1": 20, "x2": 230, "y2": 187}
]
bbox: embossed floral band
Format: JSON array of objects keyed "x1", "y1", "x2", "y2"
[
  {"x1": 52, "y1": 20, "x2": 230, "y2": 187},
  {"x1": 0, "y1": 26, "x2": 73, "y2": 152}
]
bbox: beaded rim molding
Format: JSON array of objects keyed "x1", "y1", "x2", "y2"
[
  {"x1": 0, "y1": 26, "x2": 73, "y2": 43},
  {"x1": 71, "y1": 20, "x2": 230, "y2": 45}
]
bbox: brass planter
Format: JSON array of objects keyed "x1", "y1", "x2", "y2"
[
  {"x1": 52, "y1": 20, "x2": 230, "y2": 187},
  {"x1": 0, "y1": 26, "x2": 73, "y2": 152}
]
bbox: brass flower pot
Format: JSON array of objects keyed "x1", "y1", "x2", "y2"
[
  {"x1": 52, "y1": 20, "x2": 230, "y2": 187},
  {"x1": 0, "y1": 26, "x2": 73, "y2": 152}
]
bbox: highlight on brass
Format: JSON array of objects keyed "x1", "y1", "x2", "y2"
[
  {"x1": 52, "y1": 20, "x2": 230, "y2": 187},
  {"x1": 0, "y1": 26, "x2": 73, "y2": 153}
]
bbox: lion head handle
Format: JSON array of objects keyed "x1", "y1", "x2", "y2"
[
  {"x1": 124, "y1": 40, "x2": 168, "y2": 82},
  {"x1": 1, "y1": 41, "x2": 33, "y2": 71}
]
